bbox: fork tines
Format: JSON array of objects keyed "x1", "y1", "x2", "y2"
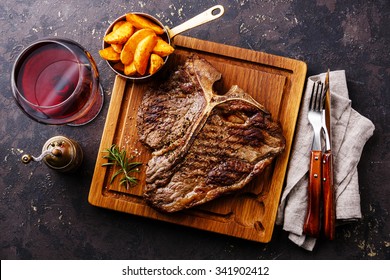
[{"x1": 309, "y1": 81, "x2": 324, "y2": 112}]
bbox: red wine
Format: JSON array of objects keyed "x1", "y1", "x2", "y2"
[{"x1": 14, "y1": 41, "x2": 93, "y2": 120}]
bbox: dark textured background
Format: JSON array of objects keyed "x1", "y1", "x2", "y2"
[{"x1": 0, "y1": 0, "x2": 388, "y2": 259}]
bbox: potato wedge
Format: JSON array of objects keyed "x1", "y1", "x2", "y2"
[
  {"x1": 120, "y1": 28, "x2": 155, "y2": 65},
  {"x1": 152, "y1": 38, "x2": 174, "y2": 57},
  {"x1": 149, "y1": 54, "x2": 164, "y2": 75},
  {"x1": 134, "y1": 34, "x2": 158, "y2": 75},
  {"x1": 99, "y1": 46, "x2": 120, "y2": 61},
  {"x1": 104, "y1": 22, "x2": 134, "y2": 44},
  {"x1": 124, "y1": 62, "x2": 137, "y2": 76},
  {"x1": 112, "y1": 20, "x2": 126, "y2": 32},
  {"x1": 111, "y1": 43, "x2": 123, "y2": 53},
  {"x1": 125, "y1": 13, "x2": 164, "y2": 35}
]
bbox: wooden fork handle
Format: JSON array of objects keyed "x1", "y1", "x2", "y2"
[
  {"x1": 322, "y1": 151, "x2": 335, "y2": 240},
  {"x1": 303, "y1": 150, "x2": 322, "y2": 237}
]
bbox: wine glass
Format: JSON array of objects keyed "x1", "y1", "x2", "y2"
[{"x1": 11, "y1": 38, "x2": 104, "y2": 126}]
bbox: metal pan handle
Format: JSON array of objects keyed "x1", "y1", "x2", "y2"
[{"x1": 167, "y1": 5, "x2": 224, "y2": 38}]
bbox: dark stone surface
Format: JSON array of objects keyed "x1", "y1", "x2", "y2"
[{"x1": 0, "y1": 0, "x2": 388, "y2": 259}]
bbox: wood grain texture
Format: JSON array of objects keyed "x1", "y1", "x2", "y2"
[
  {"x1": 322, "y1": 151, "x2": 335, "y2": 240},
  {"x1": 303, "y1": 150, "x2": 322, "y2": 237},
  {"x1": 88, "y1": 35, "x2": 307, "y2": 242}
]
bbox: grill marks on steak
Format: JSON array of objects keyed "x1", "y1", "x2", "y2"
[
  {"x1": 137, "y1": 74, "x2": 201, "y2": 151},
  {"x1": 137, "y1": 56, "x2": 220, "y2": 151},
  {"x1": 137, "y1": 55, "x2": 285, "y2": 212}
]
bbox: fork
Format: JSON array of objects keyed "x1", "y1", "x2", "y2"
[{"x1": 303, "y1": 81, "x2": 324, "y2": 237}]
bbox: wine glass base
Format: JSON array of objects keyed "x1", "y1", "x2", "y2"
[{"x1": 67, "y1": 83, "x2": 104, "y2": 126}]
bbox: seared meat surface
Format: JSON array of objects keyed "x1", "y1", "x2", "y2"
[{"x1": 137, "y1": 55, "x2": 285, "y2": 212}]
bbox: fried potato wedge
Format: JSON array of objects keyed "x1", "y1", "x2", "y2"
[
  {"x1": 111, "y1": 43, "x2": 123, "y2": 53},
  {"x1": 134, "y1": 34, "x2": 158, "y2": 75},
  {"x1": 125, "y1": 13, "x2": 164, "y2": 35},
  {"x1": 104, "y1": 22, "x2": 134, "y2": 44},
  {"x1": 99, "y1": 46, "x2": 120, "y2": 61},
  {"x1": 149, "y1": 53, "x2": 164, "y2": 75},
  {"x1": 152, "y1": 38, "x2": 174, "y2": 57},
  {"x1": 124, "y1": 62, "x2": 137, "y2": 76},
  {"x1": 120, "y1": 28, "x2": 155, "y2": 65},
  {"x1": 112, "y1": 20, "x2": 126, "y2": 32}
]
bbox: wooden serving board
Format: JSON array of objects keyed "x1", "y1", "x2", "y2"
[{"x1": 88, "y1": 35, "x2": 307, "y2": 243}]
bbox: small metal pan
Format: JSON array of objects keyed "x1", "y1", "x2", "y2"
[{"x1": 103, "y1": 5, "x2": 224, "y2": 80}]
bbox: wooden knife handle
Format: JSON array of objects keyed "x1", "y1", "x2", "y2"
[
  {"x1": 322, "y1": 151, "x2": 335, "y2": 240},
  {"x1": 303, "y1": 150, "x2": 322, "y2": 237}
]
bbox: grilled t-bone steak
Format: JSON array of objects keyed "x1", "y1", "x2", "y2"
[{"x1": 137, "y1": 54, "x2": 285, "y2": 212}]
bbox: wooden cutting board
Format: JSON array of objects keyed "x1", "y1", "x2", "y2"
[{"x1": 88, "y1": 35, "x2": 307, "y2": 243}]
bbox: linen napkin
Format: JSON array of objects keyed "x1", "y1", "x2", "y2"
[{"x1": 276, "y1": 70, "x2": 375, "y2": 251}]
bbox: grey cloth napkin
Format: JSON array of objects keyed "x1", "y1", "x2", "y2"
[{"x1": 276, "y1": 70, "x2": 375, "y2": 251}]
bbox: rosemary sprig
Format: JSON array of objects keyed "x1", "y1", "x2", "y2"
[{"x1": 102, "y1": 144, "x2": 142, "y2": 189}]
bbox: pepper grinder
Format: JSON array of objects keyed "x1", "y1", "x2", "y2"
[{"x1": 21, "y1": 136, "x2": 83, "y2": 173}]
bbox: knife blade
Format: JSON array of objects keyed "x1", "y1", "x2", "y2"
[{"x1": 322, "y1": 70, "x2": 336, "y2": 240}]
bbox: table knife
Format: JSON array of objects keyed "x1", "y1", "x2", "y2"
[{"x1": 322, "y1": 70, "x2": 336, "y2": 240}]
